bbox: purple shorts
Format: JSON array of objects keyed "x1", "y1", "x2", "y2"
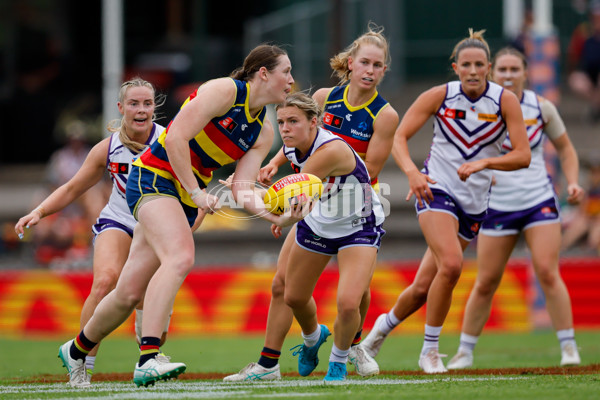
[
  {"x1": 415, "y1": 188, "x2": 486, "y2": 241},
  {"x1": 480, "y1": 196, "x2": 560, "y2": 236},
  {"x1": 295, "y1": 220, "x2": 385, "y2": 255},
  {"x1": 92, "y1": 218, "x2": 134, "y2": 245}
]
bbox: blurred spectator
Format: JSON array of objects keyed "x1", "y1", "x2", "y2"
[
  {"x1": 27, "y1": 120, "x2": 109, "y2": 268},
  {"x1": 561, "y1": 154, "x2": 600, "y2": 254},
  {"x1": 45, "y1": 120, "x2": 109, "y2": 221},
  {"x1": 46, "y1": 121, "x2": 90, "y2": 186},
  {"x1": 567, "y1": 1, "x2": 600, "y2": 121}
]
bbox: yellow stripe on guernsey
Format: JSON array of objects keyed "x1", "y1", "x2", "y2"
[
  {"x1": 342, "y1": 85, "x2": 383, "y2": 119},
  {"x1": 134, "y1": 79, "x2": 266, "y2": 208},
  {"x1": 192, "y1": 130, "x2": 236, "y2": 166}
]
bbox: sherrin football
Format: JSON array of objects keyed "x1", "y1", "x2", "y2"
[{"x1": 263, "y1": 173, "x2": 323, "y2": 215}]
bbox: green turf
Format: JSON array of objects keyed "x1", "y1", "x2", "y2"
[
  {"x1": 1, "y1": 376, "x2": 599, "y2": 400},
  {"x1": 0, "y1": 331, "x2": 598, "y2": 399}
]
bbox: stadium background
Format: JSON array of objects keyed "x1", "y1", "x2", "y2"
[{"x1": 0, "y1": 0, "x2": 599, "y2": 337}]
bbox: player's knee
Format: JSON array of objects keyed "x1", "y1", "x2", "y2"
[
  {"x1": 284, "y1": 292, "x2": 308, "y2": 309},
  {"x1": 438, "y1": 256, "x2": 463, "y2": 285},
  {"x1": 473, "y1": 279, "x2": 500, "y2": 298},
  {"x1": 410, "y1": 283, "x2": 429, "y2": 304},
  {"x1": 168, "y1": 251, "x2": 195, "y2": 277},
  {"x1": 271, "y1": 274, "x2": 285, "y2": 298},
  {"x1": 336, "y1": 298, "x2": 360, "y2": 322},
  {"x1": 114, "y1": 292, "x2": 143, "y2": 312},
  {"x1": 90, "y1": 271, "x2": 120, "y2": 300},
  {"x1": 536, "y1": 267, "x2": 558, "y2": 289}
]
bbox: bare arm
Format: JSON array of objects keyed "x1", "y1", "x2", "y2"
[
  {"x1": 15, "y1": 139, "x2": 109, "y2": 236},
  {"x1": 541, "y1": 96, "x2": 584, "y2": 204},
  {"x1": 258, "y1": 147, "x2": 287, "y2": 186},
  {"x1": 164, "y1": 78, "x2": 236, "y2": 209},
  {"x1": 552, "y1": 133, "x2": 584, "y2": 204},
  {"x1": 392, "y1": 85, "x2": 445, "y2": 205},
  {"x1": 363, "y1": 105, "x2": 399, "y2": 180}
]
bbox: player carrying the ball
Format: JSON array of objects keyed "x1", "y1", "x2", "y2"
[
  {"x1": 286, "y1": 92, "x2": 387, "y2": 381},
  {"x1": 230, "y1": 93, "x2": 385, "y2": 381},
  {"x1": 225, "y1": 24, "x2": 398, "y2": 382}
]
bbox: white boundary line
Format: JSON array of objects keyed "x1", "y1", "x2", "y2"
[{"x1": 0, "y1": 376, "x2": 529, "y2": 399}]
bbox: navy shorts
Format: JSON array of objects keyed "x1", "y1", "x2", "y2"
[
  {"x1": 415, "y1": 188, "x2": 486, "y2": 241},
  {"x1": 295, "y1": 219, "x2": 385, "y2": 255},
  {"x1": 480, "y1": 196, "x2": 560, "y2": 236},
  {"x1": 127, "y1": 166, "x2": 198, "y2": 227}
]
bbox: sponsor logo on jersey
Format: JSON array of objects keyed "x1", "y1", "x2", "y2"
[
  {"x1": 444, "y1": 108, "x2": 466, "y2": 120},
  {"x1": 345, "y1": 113, "x2": 352, "y2": 121},
  {"x1": 358, "y1": 121, "x2": 368, "y2": 130},
  {"x1": 478, "y1": 113, "x2": 498, "y2": 122},
  {"x1": 351, "y1": 129, "x2": 370, "y2": 139},
  {"x1": 110, "y1": 162, "x2": 129, "y2": 174},
  {"x1": 219, "y1": 117, "x2": 238, "y2": 133},
  {"x1": 524, "y1": 118, "x2": 538, "y2": 126},
  {"x1": 324, "y1": 112, "x2": 343, "y2": 129},
  {"x1": 238, "y1": 138, "x2": 250, "y2": 149}
]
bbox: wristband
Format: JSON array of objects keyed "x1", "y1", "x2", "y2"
[{"x1": 189, "y1": 188, "x2": 202, "y2": 199}]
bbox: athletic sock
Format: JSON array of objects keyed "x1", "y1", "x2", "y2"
[
  {"x1": 457, "y1": 332, "x2": 479, "y2": 354},
  {"x1": 302, "y1": 325, "x2": 322, "y2": 347},
  {"x1": 138, "y1": 336, "x2": 161, "y2": 366},
  {"x1": 71, "y1": 331, "x2": 97, "y2": 361},
  {"x1": 379, "y1": 310, "x2": 402, "y2": 335},
  {"x1": 258, "y1": 347, "x2": 281, "y2": 369},
  {"x1": 351, "y1": 330, "x2": 362, "y2": 347},
  {"x1": 329, "y1": 344, "x2": 350, "y2": 364},
  {"x1": 421, "y1": 324, "x2": 443, "y2": 355},
  {"x1": 556, "y1": 328, "x2": 576, "y2": 351},
  {"x1": 85, "y1": 356, "x2": 96, "y2": 374},
  {"x1": 135, "y1": 309, "x2": 172, "y2": 344}
]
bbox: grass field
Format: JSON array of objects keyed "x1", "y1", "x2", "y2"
[{"x1": 1, "y1": 331, "x2": 599, "y2": 399}]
